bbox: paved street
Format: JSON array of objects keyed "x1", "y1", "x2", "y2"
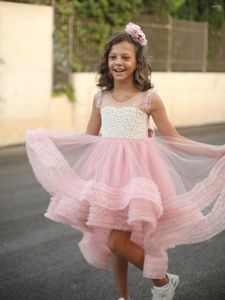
[{"x1": 0, "y1": 124, "x2": 225, "y2": 300}]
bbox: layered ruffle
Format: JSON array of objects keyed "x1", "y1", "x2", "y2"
[{"x1": 26, "y1": 128, "x2": 225, "y2": 278}]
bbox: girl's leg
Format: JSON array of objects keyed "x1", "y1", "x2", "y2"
[
  {"x1": 111, "y1": 252, "x2": 129, "y2": 300},
  {"x1": 108, "y1": 229, "x2": 169, "y2": 288}
]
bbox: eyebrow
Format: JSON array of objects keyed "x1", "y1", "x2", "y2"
[{"x1": 109, "y1": 52, "x2": 131, "y2": 55}]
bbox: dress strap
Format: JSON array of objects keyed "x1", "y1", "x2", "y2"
[
  {"x1": 95, "y1": 90, "x2": 103, "y2": 108},
  {"x1": 144, "y1": 88, "x2": 156, "y2": 113}
]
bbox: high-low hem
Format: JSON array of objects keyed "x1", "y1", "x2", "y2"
[{"x1": 26, "y1": 126, "x2": 225, "y2": 279}]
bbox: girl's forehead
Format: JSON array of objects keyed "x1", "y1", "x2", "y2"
[{"x1": 109, "y1": 41, "x2": 136, "y2": 54}]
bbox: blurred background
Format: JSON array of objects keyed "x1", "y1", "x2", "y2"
[
  {"x1": 1, "y1": 2, "x2": 225, "y2": 300},
  {"x1": 0, "y1": 0, "x2": 225, "y2": 146}
]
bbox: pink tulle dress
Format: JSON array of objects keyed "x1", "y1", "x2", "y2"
[{"x1": 26, "y1": 88, "x2": 225, "y2": 279}]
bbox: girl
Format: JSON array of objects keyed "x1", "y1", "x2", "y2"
[{"x1": 26, "y1": 22, "x2": 225, "y2": 300}]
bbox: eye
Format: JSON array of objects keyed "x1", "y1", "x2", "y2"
[
  {"x1": 123, "y1": 56, "x2": 130, "y2": 60},
  {"x1": 109, "y1": 55, "x2": 116, "y2": 60}
]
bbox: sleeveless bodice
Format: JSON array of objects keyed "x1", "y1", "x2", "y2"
[
  {"x1": 101, "y1": 107, "x2": 148, "y2": 139},
  {"x1": 97, "y1": 91, "x2": 153, "y2": 140}
]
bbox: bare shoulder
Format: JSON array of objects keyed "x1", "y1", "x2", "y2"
[
  {"x1": 149, "y1": 90, "x2": 181, "y2": 138},
  {"x1": 149, "y1": 90, "x2": 164, "y2": 113}
]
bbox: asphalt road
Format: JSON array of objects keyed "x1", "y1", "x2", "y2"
[{"x1": 1, "y1": 124, "x2": 225, "y2": 300}]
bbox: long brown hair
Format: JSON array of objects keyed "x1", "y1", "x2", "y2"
[{"x1": 97, "y1": 32, "x2": 153, "y2": 91}]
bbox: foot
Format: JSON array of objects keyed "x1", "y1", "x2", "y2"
[
  {"x1": 151, "y1": 273, "x2": 179, "y2": 300},
  {"x1": 118, "y1": 297, "x2": 131, "y2": 300}
]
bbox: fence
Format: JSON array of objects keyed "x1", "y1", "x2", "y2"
[
  {"x1": 53, "y1": 12, "x2": 225, "y2": 92},
  {"x1": 138, "y1": 16, "x2": 208, "y2": 72},
  {"x1": 3, "y1": 1, "x2": 225, "y2": 92}
]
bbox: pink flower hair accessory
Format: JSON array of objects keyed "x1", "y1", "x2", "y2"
[{"x1": 125, "y1": 22, "x2": 148, "y2": 47}]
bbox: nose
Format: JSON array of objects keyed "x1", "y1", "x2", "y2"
[{"x1": 114, "y1": 57, "x2": 122, "y2": 66}]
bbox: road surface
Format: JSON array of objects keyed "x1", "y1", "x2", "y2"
[{"x1": 0, "y1": 123, "x2": 225, "y2": 300}]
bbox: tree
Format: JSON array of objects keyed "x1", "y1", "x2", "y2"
[{"x1": 71, "y1": 0, "x2": 143, "y2": 71}]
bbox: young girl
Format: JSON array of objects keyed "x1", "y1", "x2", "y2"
[{"x1": 26, "y1": 22, "x2": 225, "y2": 300}]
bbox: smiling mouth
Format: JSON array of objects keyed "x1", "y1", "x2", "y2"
[{"x1": 113, "y1": 69, "x2": 125, "y2": 73}]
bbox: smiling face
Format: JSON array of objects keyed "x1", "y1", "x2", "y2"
[{"x1": 108, "y1": 41, "x2": 137, "y2": 85}]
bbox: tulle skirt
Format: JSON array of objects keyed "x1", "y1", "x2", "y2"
[{"x1": 26, "y1": 128, "x2": 225, "y2": 278}]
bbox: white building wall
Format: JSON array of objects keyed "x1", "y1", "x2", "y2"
[
  {"x1": 0, "y1": 2, "x2": 53, "y2": 146},
  {"x1": 72, "y1": 72, "x2": 225, "y2": 131}
]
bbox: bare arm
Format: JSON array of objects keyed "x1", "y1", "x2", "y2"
[
  {"x1": 149, "y1": 93, "x2": 224, "y2": 158},
  {"x1": 150, "y1": 93, "x2": 182, "y2": 138},
  {"x1": 85, "y1": 96, "x2": 101, "y2": 135}
]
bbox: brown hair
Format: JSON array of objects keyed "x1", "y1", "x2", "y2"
[{"x1": 97, "y1": 32, "x2": 153, "y2": 91}]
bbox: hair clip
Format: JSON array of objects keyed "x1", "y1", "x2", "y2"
[{"x1": 125, "y1": 22, "x2": 148, "y2": 47}]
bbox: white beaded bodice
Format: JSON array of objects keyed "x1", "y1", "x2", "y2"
[
  {"x1": 96, "y1": 89, "x2": 156, "y2": 140},
  {"x1": 101, "y1": 106, "x2": 149, "y2": 139}
]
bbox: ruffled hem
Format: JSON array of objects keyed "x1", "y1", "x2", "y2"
[
  {"x1": 26, "y1": 129, "x2": 163, "y2": 234},
  {"x1": 26, "y1": 128, "x2": 225, "y2": 278},
  {"x1": 152, "y1": 155, "x2": 225, "y2": 248}
]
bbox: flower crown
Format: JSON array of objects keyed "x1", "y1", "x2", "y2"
[{"x1": 125, "y1": 22, "x2": 148, "y2": 47}]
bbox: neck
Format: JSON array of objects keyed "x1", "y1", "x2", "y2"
[{"x1": 113, "y1": 79, "x2": 138, "y2": 93}]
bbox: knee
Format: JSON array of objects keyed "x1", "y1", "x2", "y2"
[
  {"x1": 107, "y1": 230, "x2": 130, "y2": 255},
  {"x1": 107, "y1": 232, "x2": 119, "y2": 254}
]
